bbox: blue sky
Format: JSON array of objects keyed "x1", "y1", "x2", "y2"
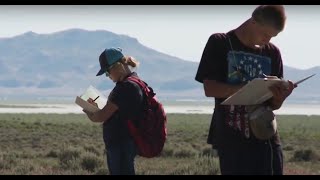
[{"x1": 0, "y1": 5, "x2": 319, "y2": 70}]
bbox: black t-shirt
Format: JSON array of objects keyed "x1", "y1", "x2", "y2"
[
  {"x1": 195, "y1": 30, "x2": 283, "y2": 147},
  {"x1": 102, "y1": 72, "x2": 144, "y2": 146}
]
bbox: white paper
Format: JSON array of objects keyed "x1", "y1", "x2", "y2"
[
  {"x1": 221, "y1": 78, "x2": 282, "y2": 105},
  {"x1": 221, "y1": 74, "x2": 316, "y2": 105},
  {"x1": 74, "y1": 85, "x2": 107, "y2": 113},
  {"x1": 75, "y1": 96, "x2": 100, "y2": 113}
]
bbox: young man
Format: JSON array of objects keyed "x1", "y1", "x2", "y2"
[{"x1": 195, "y1": 5, "x2": 295, "y2": 175}]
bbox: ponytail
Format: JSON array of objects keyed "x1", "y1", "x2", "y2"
[{"x1": 121, "y1": 56, "x2": 139, "y2": 68}]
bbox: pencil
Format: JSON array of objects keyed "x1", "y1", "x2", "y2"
[{"x1": 93, "y1": 96, "x2": 99, "y2": 102}]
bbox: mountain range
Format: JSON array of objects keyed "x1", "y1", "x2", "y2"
[{"x1": 0, "y1": 29, "x2": 318, "y2": 103}]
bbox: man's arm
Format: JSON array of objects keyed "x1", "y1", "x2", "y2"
[{"x1": 203, "y1": 79, "x2": 244, "y2": 98}]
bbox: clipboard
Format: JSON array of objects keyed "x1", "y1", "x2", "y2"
[{"x1": 221, "y1": 74, "x2": 316, "y2": 106}]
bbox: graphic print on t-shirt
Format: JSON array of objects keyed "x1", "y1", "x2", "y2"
[
  {"x1": 227, "y1": 51, "x2": 271, "y2": 84},
  {"x1": 226, "y1": 50, "x2": 271, "y2": 138}
]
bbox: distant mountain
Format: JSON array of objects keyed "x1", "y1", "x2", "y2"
[
  {"x1": 284, "y1": 66, "x2": 320, "y2": 103},
  {"x1": 0, "y1": 29, "x2": 318, "y2": 103}
]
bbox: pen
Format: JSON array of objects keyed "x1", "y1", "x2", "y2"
[
  {"x1": 294, "y1": 74, "x2": 316, "y2": 86},
  {"x1": 93, "y1": 96, "x2": 99, "y2": 102}
]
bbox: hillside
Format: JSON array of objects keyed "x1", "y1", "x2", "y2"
[{"x1": 0, "y1": 29, "x2": 318, "y2": 103}]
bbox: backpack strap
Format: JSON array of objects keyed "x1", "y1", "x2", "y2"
[
  {"x1": 127, "y1": 76, "x2": 146, "y2": 89},
  {"x1": 127, "y1": 76, "x2": 156, "y2": 98}
]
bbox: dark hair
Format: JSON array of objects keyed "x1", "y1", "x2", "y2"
[{"x1": 252, "y1": 5, "x2": 286, "y2": 31}]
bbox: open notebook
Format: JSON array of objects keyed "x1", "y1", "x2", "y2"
[{"x1": 75, "y1": 85, "x2": 107, "y2": 113}]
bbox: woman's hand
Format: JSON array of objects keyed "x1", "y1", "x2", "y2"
[
  {"x1": 87, "y1": 98, "x2": 98, "y2": 107},
  {"x1": 83, "y1": 109, "x2": 98, "y2": 122}
]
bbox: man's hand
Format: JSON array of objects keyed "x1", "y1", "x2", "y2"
[{"x1": 268, "y1": 80, "x2": 296, "y2": 110}]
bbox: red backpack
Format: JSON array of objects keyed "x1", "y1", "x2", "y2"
[{"x1": 126, "y1": 76, "x2": 167, "y2": 158}]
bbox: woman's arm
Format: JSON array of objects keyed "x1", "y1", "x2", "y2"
[{"x1": 83, "y1": 99, "x2": 119, "y2": 123}]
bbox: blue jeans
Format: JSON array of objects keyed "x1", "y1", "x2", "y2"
[{"x1": 105, "y1": 139, "x2": 137, "y2": 175}]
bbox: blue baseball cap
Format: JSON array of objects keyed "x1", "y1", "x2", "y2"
[{"x1": 96, "y1": 47, "x2": 124, "y2": 76}]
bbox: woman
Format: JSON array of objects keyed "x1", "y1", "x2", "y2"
[{"x1": 83, "y1": 47, "x2": 144, "y2": 175}]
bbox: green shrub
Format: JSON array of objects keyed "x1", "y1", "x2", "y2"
[{"x1": 291, "y1": 149, "x2": 320, "y2": 162}]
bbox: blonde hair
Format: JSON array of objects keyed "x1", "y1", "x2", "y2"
[
  {"x1": 110, "y1": 56, "x2": 139, "y2": 79},
  {"x1": 120, "y1": 56, "x2": 140, "y2": 68}
]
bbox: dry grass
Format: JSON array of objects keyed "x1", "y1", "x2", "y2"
[{"x1": 0, "y1": 113, "x2": 319, "y2": 175}]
